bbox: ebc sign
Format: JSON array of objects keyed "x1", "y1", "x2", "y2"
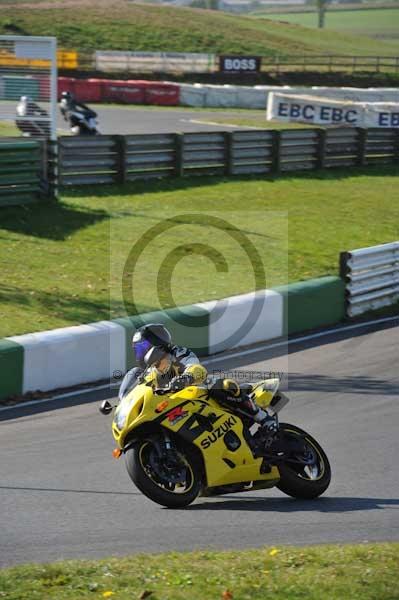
[{"x1": 220, "y1": 56, "x2": 261, "y2": 73}]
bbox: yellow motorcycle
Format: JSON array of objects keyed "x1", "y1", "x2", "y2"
[{"x1": 100, "y1": 374, "x2": 331, "y2": 508}]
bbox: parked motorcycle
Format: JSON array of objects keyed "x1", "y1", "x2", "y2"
[{"x1": 100, "y1": 371, "x2": 331, "y2": 508}]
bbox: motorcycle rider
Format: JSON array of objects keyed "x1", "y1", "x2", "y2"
[
  {"x1": 119, "y1": 323, "x2": 271, "y2": 429},
  {"x1": 16, "y1": 95, "x2": 50, "y2": 137},
  {"x1": 59, "y1": 90, "x2": 97, "y2": 132},
  {"x1": 119, "y1": 323, "x2": 205, "y2": 398}
]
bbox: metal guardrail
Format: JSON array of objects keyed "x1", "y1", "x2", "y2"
[
  {"x1": 340, "y1": 242, "x2": 399, "y2": 317},
  {"x1": 55, "y1": 127, "x2": 399, "y2": 187},
  {"x1": 0, "y1": 138, "x2": 48, "y2": 207}
]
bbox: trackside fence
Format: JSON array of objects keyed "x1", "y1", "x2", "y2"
[
  {"x1": 1, "y1": 127, "x2": 398, "y2": 202},
  {"x1": 56, "y1": 127, "x2": 399, "y2": 187},
  {"x1": 0, "y1": 138, "x2": 50, "y2": 207},
  {"x1": 340, "y1": 242, "x2": 399, "y2": 317}
]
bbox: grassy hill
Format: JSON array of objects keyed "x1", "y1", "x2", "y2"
[
  {"x1": 258, "y1": 7, "x2": 399, "y2": 43},
  {"x1": 0, "y1": 0, "x2": 398, "y2": 56}
]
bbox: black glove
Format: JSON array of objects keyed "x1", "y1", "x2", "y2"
[{"x1": 170, "y1": 373, "x2": 194, "y2": 392}]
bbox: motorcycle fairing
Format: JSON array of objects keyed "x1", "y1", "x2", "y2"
[{"x1": 112, "y1": 382, "x2": 280, "y2": 489}]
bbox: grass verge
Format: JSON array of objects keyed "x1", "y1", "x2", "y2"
[
  {"x1": 194, "y1": 115, "x2": 316, "y2": 129},
  {"x1": 0, "y1": 122, "x2": 20, "y2": 137},
  {"x1": 0, "y1": 166, "x2": 398, "y2": 337},
  {"x1": 0, "y1": 543, "x2": 398, "y2": 600},
  {"x1": 255, "y1": 7, "x2": 399, "y2": 43}
]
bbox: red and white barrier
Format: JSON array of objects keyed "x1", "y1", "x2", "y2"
[{"x1": 57, "y1": 76, "x2": 180, "y2": 106}]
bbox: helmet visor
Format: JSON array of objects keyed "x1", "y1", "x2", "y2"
[{"x1": 133, "y1": 339, "x2": 152, "y2": 364}]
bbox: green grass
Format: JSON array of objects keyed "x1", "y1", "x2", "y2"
[
  {"x1": 195, "y1": 114, "x2": 316, "y2": 129},
  {"x1": 0, "y1": 0, "x2": 399, "y2": 56},
  {"x1": 0, "y1": 166, "x2": 398, "y2": 337},
  {"x1": 258, "y1": 7, "x2": 399, "y2": 43},
  {"x1": 0, "y1": 122, "x2": 19, "y2": 137},
  {"x1": 0, "y1": 543, "x2": 398, "y2": 600}
]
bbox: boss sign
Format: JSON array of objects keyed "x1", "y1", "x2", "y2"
[{"x1": 220, "y1": 56, "x2": 261, "y2": 73}]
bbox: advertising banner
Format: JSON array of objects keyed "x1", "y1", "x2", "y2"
[
  {"x1": 95, "y1": 51, "x2": 215, "y2": 73},
  {"x1": 219, "y1": 56, "x2": 261, "y2": 73},
  {"x1": 267, "y1": 92, "x2": 399, "y2": 128}
]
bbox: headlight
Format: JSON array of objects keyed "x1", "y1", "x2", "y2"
[{"x1": 114, "y1": 405, "x2": 128, "y2": 430}]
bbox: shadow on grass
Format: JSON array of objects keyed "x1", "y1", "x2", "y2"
[
  {"x1": 0, "y1": 284, "x2": 160, "y2": 336},
  {"x1": 0, "y1": 284, "x2": 111, "y2": 329},
  {"x1": 0, "y1": 200, "x2": 109, "y2": 240},
  {"x1": 62, "y1": 164, "x2": 399, "y2": 200},
  {"x1": 1, "y1": 165, "x2": 396, "y2": 240}
]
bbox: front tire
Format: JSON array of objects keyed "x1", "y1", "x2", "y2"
[
  {"x1": 276, "y1": 423, "x2": 331, "y2": 499},
  {"x1": 125, "y1": 435, "x2": 202, "y2": 508}
]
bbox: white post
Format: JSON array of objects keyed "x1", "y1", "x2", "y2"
[{"x1": 50, "y1": 37, "x2": 58, "y2": 142}]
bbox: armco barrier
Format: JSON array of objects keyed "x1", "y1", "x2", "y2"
[
  {"x1": 1, "y1": 276, "x2": 347, "y2": 400},
  {"x1": 54, "y1": 127, "x2": 399, "y2": 187},
  {"x1": 0, "y1": 139, "x2": 45, "y2": 207},
  {"x1": 58, "y1": 135, "x2": 120, "y2": 186},
  {"x1": 340, "y1": 241, "x2": 399, "y2": 317},
  {"x1": 124, "y1": 133, "x2": 176, "y2": 181}
]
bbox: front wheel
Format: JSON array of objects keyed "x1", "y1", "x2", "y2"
[
  {"x1": 125, "y1": 435, "x2": 202, "y2": 508},
  {"x1": 276, "y1": 423, "x2": 331, "y2": 499}
]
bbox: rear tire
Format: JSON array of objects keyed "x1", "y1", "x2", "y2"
[
  {"x1": 276, "y1": 423, "x2": 331, "y2": 499},
  {"x1": 125, "y1": 435, "x2": 202, "y2": 508}
]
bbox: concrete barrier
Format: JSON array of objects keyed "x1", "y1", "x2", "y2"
[
  {"x1": 7, "y1": 321, "x2": 126, "y2": 394},
  {"x1": 199, "y1": 289, "x2": 284, "y2": 354},
  {"x1": 0, "y1": 276, "x2": 349, "y2": 400}
]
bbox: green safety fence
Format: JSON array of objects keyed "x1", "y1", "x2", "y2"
[{"x1": 0, "y1": 139, "x2": 44, "y2": 207}]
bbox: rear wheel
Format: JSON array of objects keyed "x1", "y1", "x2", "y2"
[
  {"x1": 276, "y1": 423, "x2": 331, "y2": 499},
  {"x1": 125, "y1": 435, "x2": 202, "y2": 508}
]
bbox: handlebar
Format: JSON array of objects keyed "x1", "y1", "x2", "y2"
[{"x1": 153, "y1": 387, "x2": 171, "y2": 396}]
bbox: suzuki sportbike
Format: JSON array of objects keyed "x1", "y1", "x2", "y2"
[{"x1": 100, "y1": 376, "x2": 331, "y2": 508}]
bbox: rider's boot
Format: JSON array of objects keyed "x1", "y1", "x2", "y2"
[
  {"x1": 241, "y1": 394, "x2": 279, "y2": 459},
  {"x1": 241, "y1": 393, "x2": 277, "y2": 433}
]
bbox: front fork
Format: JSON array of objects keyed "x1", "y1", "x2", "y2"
[{"x1": 151, "y1": 430, "x2": 182, "y2": 469}]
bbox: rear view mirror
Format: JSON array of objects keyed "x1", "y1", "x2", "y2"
[{"x1": 99, "y1": 400, "x2": 113, "y2": 415}]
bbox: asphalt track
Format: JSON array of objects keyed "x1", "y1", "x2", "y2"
[
  {"x1": 2, "y1": 101, "x2": 260, "y2": 134},
  {"x1": 90, "y1": 106, "x2": 250, "y2": 134},
  {"x1": 1, "y1": 318, "x2": 398, "y2": 568}
]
